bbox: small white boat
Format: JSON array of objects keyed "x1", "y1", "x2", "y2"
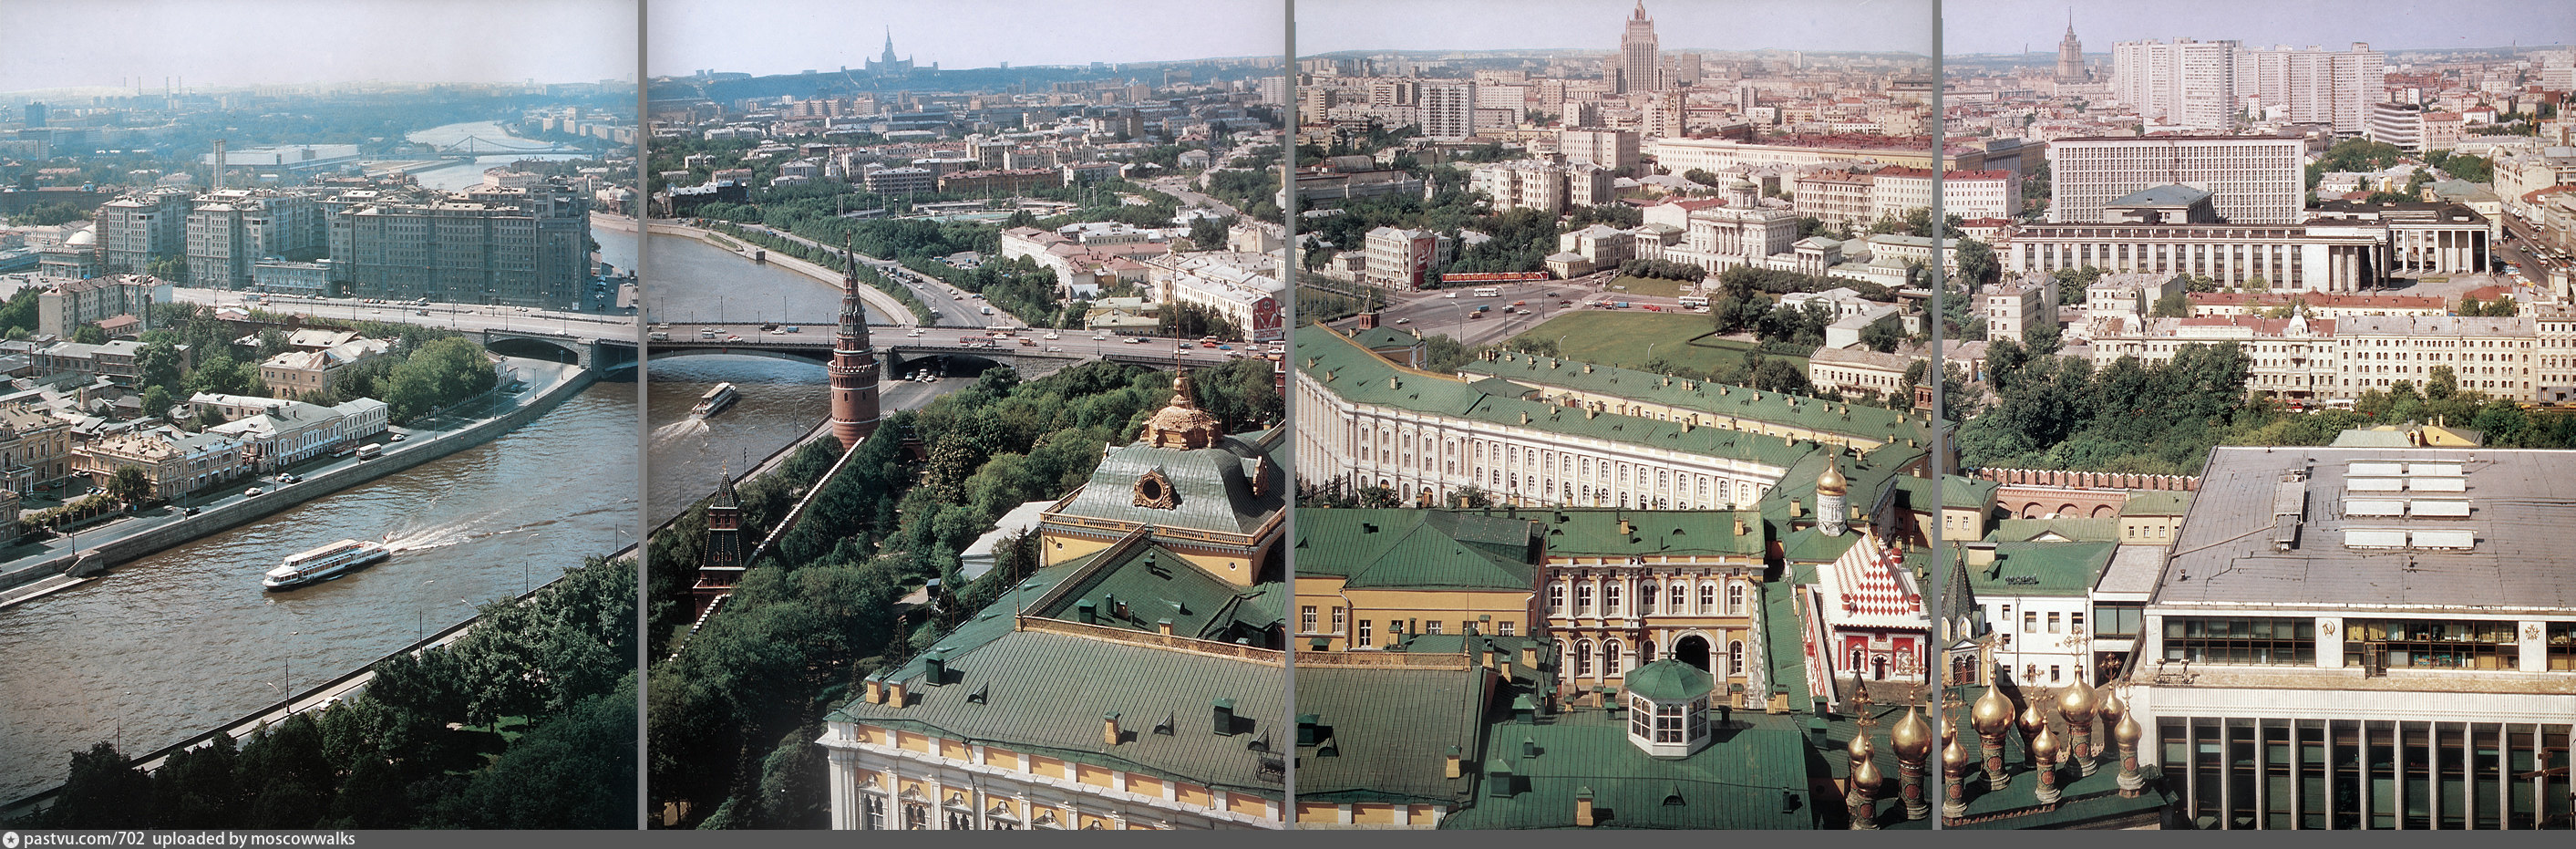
[
  {"x1": 263, "y1": 539, "x2": 391, "y2": 590},
  {"x1": 692, "y1": 382, "x2": 739, "y2": 418}
]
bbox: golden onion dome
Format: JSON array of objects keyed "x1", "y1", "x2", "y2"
[
  {"x1": 2018, "y1": 699, "x2": 2045, "y2": 736},
  {"x1": 1817, "y1": 459, "x2": 1849, "y2": 496},
  {"x1": 2096, "y1": 684, "x2": 2127, "y2": 724},
  {"x1": 1972, "y1": 680, "x2": 2013, "y2": 735},
  {"x1": 2031, "y1": 716, "x2": 2060, "y2": 761},
  {"x1": 1848, "y1": 724, "x2": 1877, "y2": 762},
  {"x1": 2113, "y1": 709, "x2": 2145, "y2": 748},
  {"x1": 1891, "y1": 706, "x2": 1933, "y2": 761},
  {"x1": 1941, "y1": 729, "x2": 1973, "y2": 776},
  {"x1": 1850, "y1": 751, "x2": 1883, "y2": 795},
  {"x1": 2058, "y1": 679, "x2": 2097, "y2": 723}
]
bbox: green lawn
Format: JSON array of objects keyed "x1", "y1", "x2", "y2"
[
  {"x1": 1510, "y1": 311, "x2": 1807, "y2": 377},
  {"x1": 1604, "y1": 275, "x2": 1692, "y2": 298}
]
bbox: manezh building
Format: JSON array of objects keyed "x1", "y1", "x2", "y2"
[{"x1": 819, "y1": 375, "x2": 1291, "y2": 829}]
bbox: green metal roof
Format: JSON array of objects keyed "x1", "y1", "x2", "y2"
[
  {"x1": 1984, "y1": 517, "x2": 2121, "y2": 544},
  {"x1": 1437, "y1": 710, "x2": 1819, "y2": 829},
  {"x1": 2117, "y1": 490, "x2": 2193, "y2": 517},
  {"x1": 1899, "y1": 473, "x2": 1997, "y2": 510},
  {"x1": 1966, "y1": 542, "x2": 2117, "y2": 598},
  {"x1": 1624, "y1": 660, "x2": 1715, "y2": 702},
  {"x1": 1292, "y1": 509, "x2": 1540, "y2": 591},
  {"x1": 1291, "y1": 663, "x2": 1489, "y2": 807},
  {"x1": 1533, "y1": 508, "x2": 1765, "y2": 558},
  {"x1": 1457, "y1": 348, "x2": 1927, "y2": 445},
  {"x1": 830, "y1": 627, "x2": 1286, "y2": 797},
  {"x1": 1036, "y1": 542, "x2": 1279, "y2": 642},
  {"x1": 1048, "y1": 428, "x2": 1285, "y2": 537}
]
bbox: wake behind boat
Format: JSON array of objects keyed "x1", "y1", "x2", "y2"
[
  {"x1": 692, "y1": 382, "x2": 738, "y2": 418},
  {"x1": 263, "y1": 539, "x2": 391, "y2": 590}
]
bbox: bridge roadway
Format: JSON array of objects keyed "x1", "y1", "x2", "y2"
[{"x1": 634, "y1": 322, "x2": 1269, "y2": 374}]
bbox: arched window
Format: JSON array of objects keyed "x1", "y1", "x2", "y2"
[
  {"x1": 1670, "y1": 582, "x2": 1687, "y2": 611},
  {"x1": 1700, "y1": 583, "x2": 1716, "y2": 614},
  {"x1": 1603, "y1": 583, "x2": 1622, "y2": 615},
  {"x1": 1728, "y1": 640, "x2": 1746, "y2": 677},
  {"x1": 1575, "y1": 640, "x2": 1594, "y2": 677},
  {"x1": 1640, "y1": 582, "x2": 1658, "y2": 615},
  {"x1": 1547, "y1": 584, "x2": 1564, "y2": 614},
  {"x1": 1850, "y1": 647, "x2": 1865, "y2": 674},
  {"x1": 1727, "y1": 583, "x2": 1747, "y2": 616},
  {"x1": 1574, "y1": 582, "x2": 1593, "y2": 615},
  {"x1": 1639, "y1": 640, "x2": 1657, "y2": 664},
  {"x1": 1602, "y1": 640, "x2": 1623, "y2": 677}
]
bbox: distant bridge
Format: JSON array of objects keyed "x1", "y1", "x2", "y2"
[{"x1": 430, "y1": 134, "x2": 592, "y2": 156}]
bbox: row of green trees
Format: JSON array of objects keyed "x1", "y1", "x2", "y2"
[
  {"x1": 645, "y1": 357, "x2": 1282, "y2": 828},
  {"x1": 17, "y1": 556, "x2": 636, "y2": 829}
]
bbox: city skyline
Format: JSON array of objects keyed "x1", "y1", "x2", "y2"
[
  {"x1": 1298, "y1": 0, "x2": 1933, "y2": 58},
  {"x1": 644, "y1": 0, "x2": 1283, "y2": 80},
  {"x1": 0, "y1": 0, "x2": 636, "y2": 95},
  {"x1": 1946, "y1": 0, "x2": 2576, "y2": 57}
]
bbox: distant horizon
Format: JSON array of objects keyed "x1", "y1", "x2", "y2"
[
  {"x1": 1943, "y1": 0, "x2": 2576, "y2": 57},
  {"x1": 0, "y1": 0, "x2": 634, "y2": 97}
]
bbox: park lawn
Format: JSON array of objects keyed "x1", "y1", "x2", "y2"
[
  {"x1": 1511, "y1": 311, "x2": 1807, "y2": 377},
  {"x1": 1605, "y1": 274, "x2": 1692, "y2": 298}
]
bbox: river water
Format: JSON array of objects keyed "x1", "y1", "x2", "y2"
[
  {"x1": 401, "y1": 120, "x2": 600, "y2": 192},
  {"x1": 611, "y1": 227, "x2": 837, "y2": 525},
  {"x1": 0, "y1": 380, "x2": 639, "y2": 802}
]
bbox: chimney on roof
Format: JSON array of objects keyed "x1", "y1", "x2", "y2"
[
  {"x1": 1792, "y1": 497, "x2": 1805, "y2": 518},
  {"x1": 1734, "y1": 516, "x2": 1749, "y2": 537},
  {"x1": 888, "y1": 680, "x2": 908, "y2": 707},
  {"x1": 1158, "y1": 618, "x2": 1174, "y2": 637},
  {"x1": 1576, "y1": 787, "x2": 1598, "y2": 827},
  {"x1": 1520, "y1": 642, "x2": 1540, "y2": 668},
  {"x1": 1212, "y1": 699, "x2": 1236, "y2": 735},
  {"x1": 1103, "y1": 712, "x2": 1123, "y2": 746},
  {"x1": 864, "y1": 677, "x2": 885, "y2": 704},
  {"x1": 1445, "y1": 746, "x2": 1464, "y2": 779},
  {"x1": 1618, "y1": 517, "x2": 1633, "y2": 535}
]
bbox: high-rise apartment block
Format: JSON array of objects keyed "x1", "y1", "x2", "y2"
[
  {"x1": 185, "y1": 190, "x2": 326, "y2": 290},
  {"x1": 1418, "y1": 83, "x2": 1477, "y2": 140},
  {"x1": 2046, "y1": 136, "x2": 2306, "y2": 224},
  {"x1": 2113, "y1": 38, "x2": 2385, "y2": 134},
  {"x1": 2112, "y1": 38, "x2": 2242, "y2": 131},
  {"x1": 98, "y1": 189, "x2": 192, "y2": 274}
]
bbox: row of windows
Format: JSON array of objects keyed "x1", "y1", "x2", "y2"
[
  {"x1": 1548, "y1": 579, "x2": 1746, "y2": 616},
  {"x1": 1347, "y1": 617, "x2": 1514, "y2": 648}
]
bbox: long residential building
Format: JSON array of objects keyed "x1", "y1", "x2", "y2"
[
  {"x1": 327, "y1": 179, "x2": 590, "y2": 308},
  {"x1": 36, "y1": 274, "x2": 167, "y2": 338},
  {"x1": 184, "y1": 190, "x2": 326, "y2": 289}
]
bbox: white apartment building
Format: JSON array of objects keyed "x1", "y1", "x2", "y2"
[
  {"x1": 1469, "y1": 160, "x2": 1569, "y2": 216},
  {"x1": 2367, "y1": 102, "x2": 2427, "y2": 153},
  {"x1": 2046, "y1": 136, "x2": 2306, "y2": 224},
  {"x1": 2089, "y1": 313, "x2": 2342, "y2": 403},
  {"x1": 1361, "y1": 226, "x2": 1447, "y2": 291},
  {"x1": 1142, "y1": 251, "x2": 1286, "y2": 343},
  {"x1": 1869, "y1": 168, "x2": 2018, "y2": 223},
  {"x1": 1558, "y1": 129, "x2": 1640, "y2": 173},
  {"x1": 1984, "y1": 272, "x2": 2060, "y2": 342},
  {"x1": 2335, "y1": 316, "x2": 2535, "y2": 399}
]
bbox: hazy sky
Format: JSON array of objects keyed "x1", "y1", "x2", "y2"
[
  {"x1": 646, "y1": 0, "x2": 1284, "y2": 78},
  {"x1": 1297, "y1": 0, "x2": 1934, "y2": 57},
  {"x1": 0, "y1": 0, "x2": 636, "y2": 94},
  {"x1": 1946, "y1": 0, "x2": 2576, "y2": 56}
]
